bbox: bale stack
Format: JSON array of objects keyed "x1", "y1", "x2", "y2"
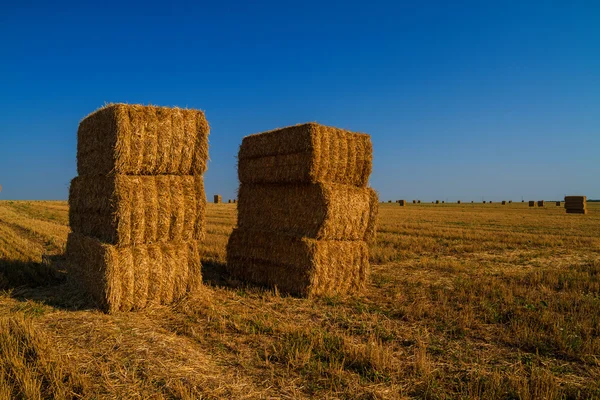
[
  {"x1": 564, "y1": 196, "x2": 587, "y2": 214},
  {"x1": 538, "y1": 200, "x2": 545, "y2": 207},
  {"x1": 529, "y1": 201, "x2": 535, "y2": 207},
  {"x1": 227, "y1": 123, "x2": 377, "y2": 297},
  {"x1": 67, "y1": 104, "x2": 209, "y2": 312}
]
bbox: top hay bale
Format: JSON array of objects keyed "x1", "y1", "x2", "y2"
[
  {"x1": 77, "y1": 104, "x2": 210, "y2": 176},
  {"x1": 238, "y1": 123, "x2": 372, "y2": 187}
]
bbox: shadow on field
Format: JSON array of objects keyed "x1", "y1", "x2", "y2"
[
  {"x1": 201, "y1": 259, "x2": 242, "y2": 289},
  {"x1": 0, "y1": 255, "x2": 93, "y2": 311}
]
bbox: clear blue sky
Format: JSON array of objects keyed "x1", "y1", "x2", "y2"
[{"x1": 0, "y1": 1, "x2": 598, "y2": 202}]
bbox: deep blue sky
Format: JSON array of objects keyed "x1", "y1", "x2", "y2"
[{"x1": 1, "y1": 1, "x2": 598, "y2": 201}]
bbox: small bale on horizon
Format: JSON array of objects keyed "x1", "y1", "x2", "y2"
[{"x1": 214, "y1": 194, "x2": 222, "y2": 204}]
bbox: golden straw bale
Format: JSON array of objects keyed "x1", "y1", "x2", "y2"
[
  {"x1": 69, "y1": 175, "x2": 206, "y2": 246},
  {"x1": 226, "y1": 228, "x2": 369, "y2": 297},
  {"x1": 238, "y1": 123, "x2": 372, "y2": 187},
  {"x1": 77, "y1": 104, "x2": 210, "y2": 176},
  {"x1": 214, "y1": 195, "x2": 222, "y2": 204},
  {"x1": 66, "y1": 233, "x2": 202, "y2": 313},
  {"x1": 236, "y1": 183, "x2": 375, "y2": 241},
  {"x1": 538, "y1": 200, "x2": 545, "y2": 207}
]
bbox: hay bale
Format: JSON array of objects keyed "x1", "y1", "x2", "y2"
[
  {"x1": 398, "y1": 200, "x2": 406, "y2": 206},
  {"x1": 538, "y1": 200, "x2": 545, "y2": 207},
  {"x1": 502, "y1": 201, "x2": 506, "y2": 205},
  {"x1": 442, "y1": 201, "x2": 445, "y2": 204},
  {"x1": 226, "y1": 229, "x2": 369, "y2": 297},
  {"x1": 509, "y1": 200, "x2": 512, "y2": 203},
  {"x1": 69, "y1": 175, "x2": 206, "y2": 246},
  {"x1": 236, "y1": 184, "x2": 375, "y2": 241},
  {"x1": 412, "y1": 200, "x2": 416, "y2": 204},
  {"x1": 228, "y1": 199, "x2": 232, "y2": 203},
  {"x1": 457, "y1": 200, "x2": 461, "y2": 204},
  {"x1": 483, "y1": 201, "x2": 486, "y2": 204},
  {"x1": 556, "y1": 201, "x2": 561, "y2": 206},
  {"x1": 417, "y1": 200, "x2": 421, "y2": 204},
  {"x1": 77, "y1": 104, "x2": 210, "y2": 176},
  {"x1": 436, "y1": 200, "x2": 440, "y2": 204},
  {"x1": 214, "y1": 195, "x2": 222, "y2": 204},
  {"x1": 66, "y1": 233, "x2": 202, "y2": 313},
  {"x1": 238, "y1": 123, "x2": 372, "y2": 187},
  {"x1": 529, "y1": 201, "x2": 535, "y2": 207},
  {"x1": 564, "y1": 196, "x2": 587, "y2": 214}
]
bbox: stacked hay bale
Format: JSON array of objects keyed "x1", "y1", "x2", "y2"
[
  {"x1": 538, "y1": 200, "x2": 545, "y2": 207},
  {"x1": 214, "y1": 195, "x2": 222, "y2": 204},
  {"x1": 565, "y1": 196, "x2": 587, "y2": 214},
  {"x1": 67, "y1": 104, "x2": 209, "y2": 312},
  {"x1": 398, "y1": 200, "x2": 406, "y2": 206},
  {"x1": 529, "y1": 201, "x2": 536, "y2": 207},
  {"x1": 227, "y1": 123, "x2": 377, "y2": 297}
]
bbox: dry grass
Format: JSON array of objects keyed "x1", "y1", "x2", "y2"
[{"x1": 0, "y1": 200, "x2": 599, "y2": 398}]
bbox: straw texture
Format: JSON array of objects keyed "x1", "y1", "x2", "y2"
[
  {"x1": 66, "y1": 233, "x2": 202, "y2": 313},
  {"x1": 69, "y1": 175, "x2": 206, "y2": 246},
  {"x1": 238, "y1": 123, "x2": 372, "y2": 187},
  {"x1": 226, "y1": 229, "x2": 369, "y2": 297},
  {"x1": 565, "y1": 196, "x2": 587, "y2": 214},
  {"x1": 77, "y1": 104, "x2": 210, "y2": 176},
  {"x1": 237, "y1": 183, "x2": 375, "y2": 241}
]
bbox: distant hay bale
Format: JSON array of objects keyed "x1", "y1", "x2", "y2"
[
  {"x1": 483, "y1": 201, "x2": 486, "y2": 204},
  {"x1": 233, "y1": 199, "x2": 237, "y2": 203},
  {"x1": 398, "y1": 200, "x2": 406, "y2": 206},
  {"x1": 565, "y1": 196, "x2": 587, "y2": 214},
  {"x1": 502, "y1": 201, "x2": 506, "y2": 205},
  {"x1": 471, "y1": 201, "x2": 474, "y2": 203},
  {"x1": 214, "y1": 195, "x2": 222, "y2": 204},
  {"x1": 442, "y1": 201, "x2": 445, "y2": 204},
  {"x1": 538, "y1": 200, "x2": 545, "y2": 207},
  {"x1": 226, "y1": 229, "x2": 368, "y2": 297},
  {"x1": 436, "y1": 200, "x2": 440, "y2": 204},
  {"x1": 238, "y1": 123, "x2": 372, "y2": 187},
  {"x1": 69, "y1": 175, "x2": 206, "y2": 246},
  {"x1": 509, "y1": 200, "x2": 512, "y2": 203},
  {"x1": 556, "y1": 201, "x2": 561, "y2": 206},
  {"x1": 66, "y1": 233, "x2": 202, "y2": 313},
  {"x1": 457, "y1": 200, "x2": 461, "y2": 204},
  {"x1": 413, "y1": 200, "x2": 416, "y2": 204},
  {"x1": 236, "y1": 183, "x2": 376, "y2": 241},
  {"x1": 529, "y1": 201, "x2": 535, "y2": 207},
  {"x1": 77, "y1": 104, "x2": 210, "y2": 176},
  {"x1": 417, "y1": 200, "x2": 421, "y2": 204},
  {"x1": 228, "y1": 199, "x2": 232, "y2": 203},
  {"x1": 489, "y1": 201, "x2": 493, "y2": 204}
]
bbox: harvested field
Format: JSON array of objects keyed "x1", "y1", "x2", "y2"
[
  {"x1": 238, "y1": 123, "x2": 372, "y2": 187},
  {"x1": 1, "y1": 200, "x2": 599, "y2": 398},
  {"x1": 237, "y1": 183, "x2": 377, "y2": 241},
  {"x1": 69, "y1": 175, "x2": 206, "y2": 246},
  {"x1": 77, "y1": 104, "x2": 210, "y2": 176}
]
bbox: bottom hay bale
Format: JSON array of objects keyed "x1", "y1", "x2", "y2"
[
  {"x1": 226, "y1": 228, "x2": 369, "y2": 297},
  {"x1": 66, "y1": 233, "x2": 202, "y2": 313}
]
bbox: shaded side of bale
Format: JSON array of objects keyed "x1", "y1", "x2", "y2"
[
  {"x1": 69, "y1": 175, "x2": 206, "y2": 246},
  {"x1": 457, "y1": 200, "x2": 461, "y2": 204},
  {"x1": 238, "y1": 123, "x2": 372, "y2": 187},
  {"x1": 226, "y1": 228, "x2": 369, "y2": 297},
  {"x1": 77, "y1": 104, "x2": 210, "y2": 176},
  {"x1": 538, "y1": 200, "x2": 545, "y2": 207},
  {"x1": 398, "y1": 200, "x2": 406, "y2": 206},
  {"x1": 237, "y1": 183, "x2": 373, "y2": 240},
  {"x1": 413, "y1": 200, "x2": 416, "y2": 204},
  {"x1": 66, "y1": 233, "x2": 202, "y2": 313},
  {"x1": 529, "y1": 201, "x2": 536, "y2": 207},
  {"x1": 214, "y1": 195, "x2": 222, "y2": 204}
]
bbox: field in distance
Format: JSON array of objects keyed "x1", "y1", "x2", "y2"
[{"x1": 0, "y1": 200, "x2": 599, "y2": 399}]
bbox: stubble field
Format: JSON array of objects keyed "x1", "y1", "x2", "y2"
[{"x1": 0, "y1": 200, "x2": 599, "y2": 399}]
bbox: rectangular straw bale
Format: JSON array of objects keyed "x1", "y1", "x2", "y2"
[
  {"x1": 237, "y1": 183, "x2": 376, "y2": 241},
  {"x1": 529, "y1": 201, "x2": 535, "y2": 207},
  {"x1": 66, "y1": 233, "x2": 202, "y2": 313},
  {"x1": 69, "y1": 175, "x2": 206, "y2": 246},
  {"x1": 77, "y1": 104, "x2": 210, "y2": 176},
  {"x1": 238, "y1": 123, "x2": 372, "y2": 187},
  {"x1": 226, "y1": 228, "x2": 369, "y2": 297},
  {"x1": 214, "y1": 195, "x2": 222, "y2": 204},
  {"x1": 502, "y1": 201, "x2": 506, "y2": 205},
  {"x1": 398, "y1": 200, "x2": 406, "y2": 206},
  {"x1": 556, "y1": 201, "x2": 561, "y2": 206},
  {"x1": 538, "y1": 200, "x2": 545, "y2": 207}
]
